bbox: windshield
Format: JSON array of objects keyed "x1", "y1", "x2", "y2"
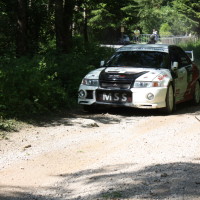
[{"x1": 105, "y1": 51, "x2": 170, "y2": 69}]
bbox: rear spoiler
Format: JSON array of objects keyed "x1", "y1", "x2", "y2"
[{"x1": 185, "y1": 50, "x2": 194, "y2": 62}]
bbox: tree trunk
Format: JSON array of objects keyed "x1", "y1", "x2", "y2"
[
  {"x1": 55, "y1": 0, "x2": 65, "y2": 52},
  {"x1": 55, "y1": 0, "x2": 74, "y2": 53},
  {"x1": 64, "y1": 0, "x2": 74, "y2": 52},
  {"x1": 196, "y1": 21, "x2": 200, "y2": 36},
  {"x1": 16, "y1": 0, "x2": 28, "y2": 57},
  {"x1": 48, "y1": 0, "x2": 55, "y2": 13},
  {"x1": 83, "y1": 7, "x2": 89, "y2": 45}
]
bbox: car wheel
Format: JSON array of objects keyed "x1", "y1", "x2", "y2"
[
  {"x1": 193, "y1": 81, "x2": 200, "y2": 105},
  {"x1": 163, "y1": 84, "x2": 174, "y2": 114}
]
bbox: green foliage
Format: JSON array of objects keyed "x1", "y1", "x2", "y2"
[
  {"x1": 0, "y1": 117, "x2": 19, "y2": 139},
  {"x1": 0, "y1": 118, "x2": 16, "y2": 132},
  {"x1": 180, "y1": 39, "x2": 200, "y2": 65},
  {"x1": 159, "y1": 23, "x2": 172, "y2": 36},
  {"x1": 102, "y1": 191, "x2": 122, "y2": 199},
  {"x1": 0, "y1": 42, "x2": 114, "y2": 118},
  {"x1": 133, "y1": 0, "x2": 163, "y2": 33},
  {"x1": 0, "y1": 1, "x2": 16, "y2": 56},
  {"x1": 0, "y1": 56, "x2": 66, "y2": 117},
  {"x1": 2, "y1": 0, "x2": 200, "y2": 54},
  {"x1": 88, "y1": 0, "x2": 138, "y2": 42},
  {"x1": 172, "y1": 0, "x2": 200, "y2": 35}
]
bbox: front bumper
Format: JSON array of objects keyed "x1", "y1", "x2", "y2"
[{"x1": 78, "y1": 85, "x2": 167, "y2": 109}]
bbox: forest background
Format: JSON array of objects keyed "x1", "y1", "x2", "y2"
[{"x1": 1, "y1": 0, "x2": 200, "y2": 131}]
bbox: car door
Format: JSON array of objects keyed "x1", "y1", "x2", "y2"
[
  {"x1": 170, "y1": 47, "x2": 192, "y2": 102},
  {"x1": 176, "y1": 47, "x2": 193, "y2": 100}
]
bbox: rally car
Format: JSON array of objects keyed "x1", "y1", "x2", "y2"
[{"x1": 78, "y1": 44, "x2": 200, "y2": 114}]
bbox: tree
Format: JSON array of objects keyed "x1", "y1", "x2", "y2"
[
  {"x1": 16, "y1": 0, "x2": 28, "y2": 56},
  {"x1": 0, "y1": 1, "x2": 15, "y2": 55},
  {"x1": 172, "y1": 0, "x2": 200, "y2": 35},
  {"x1": 73, "y1": 0, "x2": 95, "y2": 45},
  {"x1": 27, "y1": 0, "x2": 51, "y2": 53},
  {"x1": 55, "y1": 0, "x2": 74, "y2": 53},
  {"x1": 88, "y1": 0, "x2": 138, "y2": 43},
  {"x1": 1, "y1": 0, "x2": 200, "y2": 57},
  {"x1": 159, "y1": 23, "x2": 172, "y2": 36},
  {"x1": 133, "y1": 0, "x2": 164, "y2": 33}
]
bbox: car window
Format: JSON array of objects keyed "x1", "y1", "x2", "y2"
[
  {"x1": 169, "y1": 48, "x2": 179, "y2": 63},
  {"x1": 106, "y1": 51, "x2": 170, "y2": 69},
  {"x1": 176, "y1": 47, "x2": 191, "y2": 67},
  {"x1": 169, "y1": 47, "x2": 191, "y2": 68}
]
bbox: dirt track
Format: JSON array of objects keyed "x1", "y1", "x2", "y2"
[{"x1": 1, "y1": 103, "x2": 200, "y2": 200}]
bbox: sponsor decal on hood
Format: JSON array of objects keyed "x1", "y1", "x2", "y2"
[
  {"x1": 136, "y1": 70, "x2": 172, "y2": 85},
  {"x1": 84, "y1": 67, "x2": 105, "y2": 79},
  {"x1": 105, "y1": 67, "x2": 145, "y2": 74},
  {"x1": 84, "y1": 66, "x2": 172, "y2": 84}
]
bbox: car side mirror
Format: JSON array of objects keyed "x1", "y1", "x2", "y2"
[
  {"x1": 100, "y1": 60, "x2": 105, "y2": 67},
  {"x1": 171, "y1": 62, "x2": 178, "y2": 71}
]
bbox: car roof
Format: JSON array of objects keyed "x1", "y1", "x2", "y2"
[{"x1": 117, "y1": 44, "x2": 174, "y2": 53}]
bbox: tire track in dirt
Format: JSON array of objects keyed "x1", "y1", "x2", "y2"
[{"x1": 1, "y1": 109, "x2": 200, "y2": 199}]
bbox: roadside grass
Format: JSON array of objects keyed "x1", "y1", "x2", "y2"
[
  {"x1": 0, "y1": 118, "x2": 23, "y2": 139},
  {"x1": 0, "y1": 107, "x2": 80, "y2": 140},
  {"x1": 101, "y1": 191, "x2": 123, "y2": 199}
]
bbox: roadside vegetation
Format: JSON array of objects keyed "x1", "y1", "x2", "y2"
[
  {"x1": 0, "y1": 118, "x2": 20, "y2": 139},
  {"x1": 0, "y1": 42, "x2": 114, "y2": 118},
  {"x1": 0, "y1": 43, "x2": 115, "y2": 138},
  {"x1": 180, "y1": 40, "x2": 200, "y2": 65}
]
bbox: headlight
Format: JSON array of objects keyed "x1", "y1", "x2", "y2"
[
  {"x1": 82, "y1": 78, "x2": 99, "y2": 86},
  {"x1": 134, "y1": 81, "x2": 160, "y2": 88}
]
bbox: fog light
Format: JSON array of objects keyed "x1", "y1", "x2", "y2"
[
  {"x1": 147, "y1": 93, "x2": 154, "y2": 100},
  {"x1": 78, "y1": 90, "x2": 86, "y2": 98}
]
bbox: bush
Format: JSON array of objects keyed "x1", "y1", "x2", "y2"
[
  {"x1": 180, "y1": 40, "x2": 200, "y2": 65},
  {"x1": 0, "y1": 42, "x2": 114, "y2": 118},
  {"x1": 159, "y1": 23, "x2": 172, "y2": 37}
]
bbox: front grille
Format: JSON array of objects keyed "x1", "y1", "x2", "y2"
[
  {"x1": 100, "y1": 82, "x2": 131, "y2": 89},
  {"x1": 86, "y1": 90, "x2": 93, "y2": 99}
]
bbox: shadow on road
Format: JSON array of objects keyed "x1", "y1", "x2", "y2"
[
  {"x1": 1, "y1": 162, "x2": 200, "y2": 199},
  {"x1": 20, "y1": 101, "x2": 200, "y2": 128},
  {"x1": 54, "y1": 162, "x2": 200, "y2": 199}
]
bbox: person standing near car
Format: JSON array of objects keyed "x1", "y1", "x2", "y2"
[
  {"x1": 147, "y1": 34, "x2": 157, "y2": 44},
  {"x1": 133, "y1": 27, "x2": 140, "y2": 43},
  {"x1": 153, "y1": 29, "x2": 158, "y2": 42},
  {"x1": 123, "y1": 34, "x2": 130, "y2": 44}
]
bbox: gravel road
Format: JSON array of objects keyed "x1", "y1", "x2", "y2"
[{"x1": 1, "y1": 103, "x2": 200, "y2": 200}]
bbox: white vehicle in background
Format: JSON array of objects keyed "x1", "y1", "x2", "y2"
[{"x1": 78, "y1": 44, "x2": 200, "y2": 114}]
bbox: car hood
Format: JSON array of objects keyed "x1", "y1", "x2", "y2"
[{"x1": 85, "y1": 67, "x2": 172, "y2": 82}]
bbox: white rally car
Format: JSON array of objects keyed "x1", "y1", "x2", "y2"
[{"x1": 78, "y1": 44, "x2": 200, "y2": 114}]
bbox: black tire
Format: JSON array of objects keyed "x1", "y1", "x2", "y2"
[
  {"x1": 192, "y1": 81, "x2": 200, "y2": 105},
  {"x1": 163, "y1": 84, "x2": 175, "y2": 114}
]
